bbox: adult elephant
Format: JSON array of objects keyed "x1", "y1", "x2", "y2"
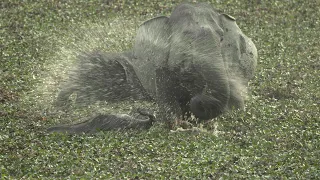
[{"x1": 48, "y1": 3, "x2": 257, "y2": 133}]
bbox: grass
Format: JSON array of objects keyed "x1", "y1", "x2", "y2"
[{"x1": 1, "y1": 0, "x2": 319, "y2": 178}]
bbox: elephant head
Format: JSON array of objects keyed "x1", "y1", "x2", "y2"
[{"x1": 132, "y1": 3, "x2": 257, "y2": 122}]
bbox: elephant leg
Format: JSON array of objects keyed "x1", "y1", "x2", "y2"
[
  {"x1": 47, "y1": 109, "x2": 155, "y2": 134},
  {"x1": 55, "y1": 51, "x2": 150, "y2": 108}
]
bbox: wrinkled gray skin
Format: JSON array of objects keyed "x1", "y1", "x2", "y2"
[{"x1": 48, "y1": 3, "x2": 257, "y2": 134}]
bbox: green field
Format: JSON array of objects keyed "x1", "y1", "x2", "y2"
[{"x1": 1, "y1": 0, "x2": 319, "y2": 178}]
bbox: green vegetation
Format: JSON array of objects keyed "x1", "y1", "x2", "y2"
[{"x1": 1, "y1": 0, "x2": 319, "y2": 178}]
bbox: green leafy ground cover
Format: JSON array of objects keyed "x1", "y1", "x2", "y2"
[{"x1": 1, "y1": 0, "x2": 319, "y2": 178}]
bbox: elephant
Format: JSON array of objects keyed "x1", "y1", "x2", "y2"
[{"x1": 48, "y1": 2, "x2": 257, "y2": 134}]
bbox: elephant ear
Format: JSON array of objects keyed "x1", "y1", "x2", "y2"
[
  {"x1": 219, "y1": 13, "x2": 258, "y2": 81},
  {"x1": 132, "y1": 16, "x2": 171, "y2": 96},
  {"x1": 219, "y1": 13, "x2": 258, "y2": 109}
]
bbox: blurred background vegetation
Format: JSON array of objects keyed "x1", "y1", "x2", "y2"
[{"x1": 0, "y1": 0, "x2": 319, "y2": 178}]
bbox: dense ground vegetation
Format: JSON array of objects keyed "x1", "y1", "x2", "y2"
[{"x1": 1, "y1": 0, "x2": 319, "y2": 178}]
